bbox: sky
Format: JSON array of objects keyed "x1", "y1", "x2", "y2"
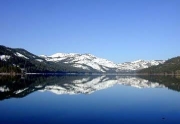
[{"x1": 0, "y1": 0, "x2": 180, "y2": 63}]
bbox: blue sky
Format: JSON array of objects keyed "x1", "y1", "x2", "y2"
[{"x1": 0, "y1": 0, "x2": 180, "y2": 63}]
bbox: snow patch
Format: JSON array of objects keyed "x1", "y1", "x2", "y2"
[
  {"x1": 14, "y1": 88, "x2": 28, "y2": 94},
  {"x1": 36, "y1": 59, "x2": 43, "y2": 62},
  {"x1": 15, "y1": 52, "x2": 29, "y2": 59},
  {"x1": 39, "y1": 55, "x2": 47, "y2": 58},
  {"x1": 0, "y1": 55, "x2": 11, "y2": 61},
  {"x1": 0, "y1": 86, "x2": 10, "y2": 92}
]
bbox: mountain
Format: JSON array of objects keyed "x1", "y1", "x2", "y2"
[
  {"x1": 117, "y1": 59, "x2": 164, "y2": 71},
  {"x1": 0, "y1": 75, "x2": 165, "y2": 100},
  {"x1": 0, "y1": 45, "x2": 164, "y2": 73},
  {"x1": 40, "y1": 53, "x2": 119, "y2": 72},
  {"x1": 40, "y1": 53, "x2": 164, "y2": 72},
  {"x1": 0, "y1": 45, "x2": 90, "y2": 73},
  {"x1": 138, "y1": 56, "x2": 180, "y2": 75}
]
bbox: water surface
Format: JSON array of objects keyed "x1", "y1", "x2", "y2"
[{"x1": 0, "y1": 75, "x2": 180, "y2": 124}]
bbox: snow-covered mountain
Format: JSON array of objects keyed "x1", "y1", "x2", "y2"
[
  {"x1": 117, "y1": 59, "x2": 165, "y2": 71},
  {"x1": 40, "y1": 53, "x2": 118, "y2": 72},
  {"x1": 0, "y1": 45, "x2": 165, "y2": 73},
  {"x1": 40, "y1": 53, "x2": 165, "y2": 72}
]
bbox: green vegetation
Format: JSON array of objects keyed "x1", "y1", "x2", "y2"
[{"x1": 138, "y1": 56, "x2": 180, "y2": 75}]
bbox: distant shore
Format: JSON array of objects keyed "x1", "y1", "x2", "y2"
[{"x1": 0, "y1": 72, "x2": 180, "y2": 76}]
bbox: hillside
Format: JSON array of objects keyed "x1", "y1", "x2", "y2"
[
  {"x1": 0, "y1": 45, "x2": 164, "y2": 73},
  {"x1": 0, "y1": 45, "x2": 90, "y2": 73},
  {"x1": 138, "y1": 56, "x2": 180, "y2": 75}
]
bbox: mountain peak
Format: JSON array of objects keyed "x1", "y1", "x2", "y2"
[
  {"x1": 49, "y1": 53, "x2": 78, "y2": 58},
  {"x1": 132, "y1": 59, "x2": 144, "y2": 63}
]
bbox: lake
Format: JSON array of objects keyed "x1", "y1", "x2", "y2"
[{"x1": 0, "y1": 75, "x2": 180, "y2": 124}]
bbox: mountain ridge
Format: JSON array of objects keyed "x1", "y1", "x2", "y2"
[
  {"x1": 40, "y1": 53, "x2": 164, "y2": 72},
  {"x1": 0, "y1": 45, "x2": 164, "y2": 73}
]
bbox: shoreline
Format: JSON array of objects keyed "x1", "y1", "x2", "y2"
[{"x1": 0, "y1": 72, "x2": 180, "y2": 76}]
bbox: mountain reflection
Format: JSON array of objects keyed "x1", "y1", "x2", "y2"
[{"x1": 0, "y1": 75, "x2": 180, "y2": 100}]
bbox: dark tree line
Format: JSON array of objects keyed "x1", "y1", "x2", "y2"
[{"x1": 138, "y1": 56, "x2": 180, "y2": 75}]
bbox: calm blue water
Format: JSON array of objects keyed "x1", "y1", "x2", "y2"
[{"x1": 0, "y1": 75, "x2": 180, "y2": 124}]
